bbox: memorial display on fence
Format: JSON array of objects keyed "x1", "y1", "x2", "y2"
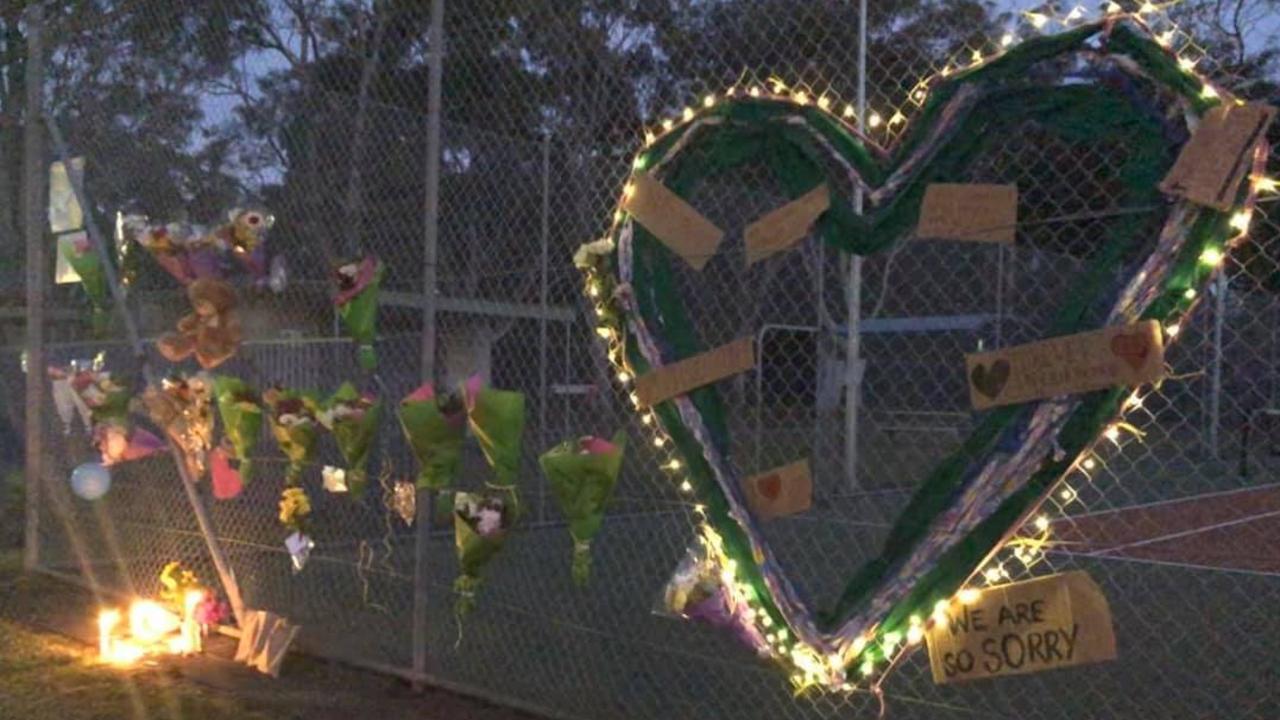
[{"x1": 575, "y1": 15, "x2": 1272, "y2": 692}]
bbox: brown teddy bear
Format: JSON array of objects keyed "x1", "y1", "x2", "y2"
[{"x1": 158, "y1": 279, "x2": 242, "y2": 369}]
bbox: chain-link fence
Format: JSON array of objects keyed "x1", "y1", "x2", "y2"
[{"x1": 5, "y1": 0, "x2": 1280, "y2": 718}]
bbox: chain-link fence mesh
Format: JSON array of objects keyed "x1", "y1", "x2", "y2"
[{"x1": 5, "y1": 1, "x2": 1280, "y2": 718}]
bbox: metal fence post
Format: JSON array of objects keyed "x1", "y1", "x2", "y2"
[
  {"x1": 413, "y1": 0, "x2": 447, "y2": 684},
  {"x1": 538, "y1": 133, "x2": 551, "y2": 523},
  {"x1": 22, "y1": 2, "x2": 45, "y2": 573},
  {"x1": 844, "y1": 0, "x2": 868, "y2": 490}
]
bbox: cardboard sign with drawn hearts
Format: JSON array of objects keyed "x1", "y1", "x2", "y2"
[
  {"x1": 964, "y1": 321, "x2": 1165, "y2": 411},
  {"x1": 743, "y1": 460, "x2": 812, "y2": 520},
  {"x1": 578, "y1": 17, "x2": 1272, "y2": 689}
]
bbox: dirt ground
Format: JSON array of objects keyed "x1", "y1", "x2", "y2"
[{"x1": 0, "y1": 551, "x2": 542, "y2": 720}]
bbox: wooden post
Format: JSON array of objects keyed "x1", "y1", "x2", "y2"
[{"x1": 22, "y1": 2, "x2": 45, "y2": 572}]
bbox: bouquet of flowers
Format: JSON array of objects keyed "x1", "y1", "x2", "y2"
[
  {"x1": 398, "y1": 383, "x2": 466, "y2": 497},
  {"x1": 462, "y1": 375, "x2": 526, "y2": 501},
  {"x1": 126, "y1": 216, "x2": 225, "y2": 285},
  {"x1": 212, "y1": 376, "x2": 262, "y2": 483},
  {"x1": 141, "y1": 374, "x2": 215, "y2": 479},
  {"x1": 539, "y1": 432, "x2": 626, "y2": 585},
  {"x1": 453, "y1": 491, "x2": 514, "y2": 617},
  {"x1": 51, "y1": 362, "x2": 164, "y2": 466},
  {"x1": 158, "y1": 278, "x2": 243, "y2": 370},
  {"x1": 661, "y1": 542, "x2": 769, "y2": 656},
  {"x1": 318, "y1": 383, "x2": 381, "y2": 499},
  {"x1": 263, "y1": 387, "x2": 321, "y2": 484},
  {"x1": 278, "y1": 487, "x2": 314, "y2": 571},
  {"x1": 57, "y1": 233, "x2": 110, "y2": 334},
  {"x1": 333, "y1": 257, "x2": 384, "y2": 371}
]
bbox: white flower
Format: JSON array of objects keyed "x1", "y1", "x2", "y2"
[
  {"x1": 476, "y1": 508, "x2": 503, "y2": 536},
  {"x1": 322, "y1": 466, "x2": 348, "y2": 493},
  {"x1": 573, "y1": 237, "x2": 615, "y2": 269}
]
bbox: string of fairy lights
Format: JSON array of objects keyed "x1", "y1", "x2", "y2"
[{"x1": 579, "y1": 0, "x2": 1277, "y2": 694}]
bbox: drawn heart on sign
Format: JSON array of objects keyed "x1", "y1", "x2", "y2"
[
  {"x1": 970, "y1": 359, "x2": 1011, "y2": 400},
  {"x1": 757, "y1": 473, "x2": 782, "y2": 501},
  {"x1": 1109, "y1": 332, "x2": 1152, "y2": 371},
  {"x1": 585, "y1": 18, "x2": 1264, "y2": 687}
]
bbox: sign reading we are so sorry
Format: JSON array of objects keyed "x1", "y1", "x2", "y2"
[{"x1": 926, "y1": 572, "x2": 1117, "y2": 684}]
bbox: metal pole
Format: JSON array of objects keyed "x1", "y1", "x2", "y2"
[
  {"x1": 413, "y1": 0, "x2": 447, "y2": 684},
  {"x1": 43, "y1": 118, "x2": 246, "y2": 626},
  {"x1": 537, "y1": 134, "x2": 551, "y2": 524},
  {"x1": 844, "y1": 0, "x2": 868, "y2": 488},
  {"x1": 1209, "y1": 271, "x2": 1227, "y2": 458},
  {"x1": 22, "y1": 2, "x2": 45, "y2": 572}
]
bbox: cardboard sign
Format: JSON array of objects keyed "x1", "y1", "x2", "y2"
[
  {"x1": 634, "y1": 337, "x2": 754, "y2": 407},
  {"x1": 744, "y1": 184, "x2": 830, "y2": 265},
  {"x1": 916, "y1": 183, "x2": 1018, "y2": 243},
  {"x1": 964, "y1": 321, "x2": 1164, "y2": 410},
  {"x1": 927, "y1": 571, "x2": 1116, "y2": 684},
  {"x1": 743, "y1": 459, "x2": 813, "y2": 519},
  {"x1": 234, "y1": 609, "x2": 300, "y2": 677},
  {"x1": 54, "y1": 231, "x2": 89, "y2": 285},
  {"x1": 1159, "y1": 103, "x2": 1275, "y2": 211},
  {"x1": 49, "y1": 157, "x2": 85, "y2": 234},
  {"x1": 623, "y1": 172, "x2": 724, "y2": 270}
]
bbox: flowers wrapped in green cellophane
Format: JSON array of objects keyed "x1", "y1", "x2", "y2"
[
  {"x1": 263, "y1": 386, "x2": 321, "y2": 484},
  {"x1": 539, "y1": 431, "x2": 627, "y2": 586},
  {"x1": 398, "y1": 383, "x2": 466, "y2": 498},
  {"x1": 59, "y1": 234, "x2": 111, "y2": 335},
  {"x1": 213, "y1": 376, "x2": 262, "y2": 483},
  {"x1": 462, "y1": 375, "x2": 526, "y2": 506},
  {"x1": 318, "y1": 382, "x2": 381, "y2": 499},
  {"x1": 453, "y1": 491, "x2": 513, "y2": 617},
  {"x1": 333, "y1": 257, "x2": 384, "y2": 371}
]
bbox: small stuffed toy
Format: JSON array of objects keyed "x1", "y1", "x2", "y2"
[{"x1": 158, "y1": 279, "x2": 243, "y2": 369}]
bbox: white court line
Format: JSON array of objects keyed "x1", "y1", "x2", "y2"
[{"x1": 1059, "y1": 480, "x2": 1280, "y2": 522}]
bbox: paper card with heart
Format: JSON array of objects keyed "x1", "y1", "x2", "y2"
[
  {"x1": 964, "y1": 321, "x2": 1165, "y2": 411},
  {"x1": 743, "y1": 460, "x2": 812, "y2": 520}
]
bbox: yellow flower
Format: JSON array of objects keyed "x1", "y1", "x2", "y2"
[{"x1": 278, "y1": 487, "x2": 312, "y2": 525}]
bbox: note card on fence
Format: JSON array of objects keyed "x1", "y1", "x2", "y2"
[
  {"x1": 916, "y1": 183, "x2": 1017, "y2": 243},
  {"x1": 744, "y1": 184, "x2": 830, "y2": 265},
  {"x1": 926, "y1": 571, "x2": 1117, "y2": 684},
  {"x1": 623, "y1": 172, "x2": 724, "y2": 270},
  {"x1": 1159, "y1": 102, "x2": 1275, "y2": 211},
  {"x1": 743, "y1": 459, "x2": 812, "y2": 520},
  {"x1": 964, "y1": 321, "x2": 1164, "y2": 410},
  {"x1": 634, "y1": 337, "x2": 754, "y2": 407}
]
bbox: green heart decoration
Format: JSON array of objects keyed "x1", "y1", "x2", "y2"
[{"x1": 577, "y1": 18, "x2": 1268, "y2": 690}]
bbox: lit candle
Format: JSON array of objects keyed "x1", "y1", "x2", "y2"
[{"x1": 98, "y1": 609, "x2": 120, "y2": 659}]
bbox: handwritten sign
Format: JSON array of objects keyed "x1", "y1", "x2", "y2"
[
  {"x1": 743, "y1": 459, "x2": 812, "y2": 520},
  {"x1": 1159, "y1": 103, "x2": 1275, "y2": 211},
  {"x1": 623, "y1": 172, "x2": 724, "y2": 270},
  {"x1": 634, "y1": 337, "x2": 755, "y2": 407},
  {"x1": 964, "y1": 321, "x2": 1164, "y2": 410},
  {"x1": 927, "y1": 572, "x2": 1116, "y2": 684},
  {"x1": 917, "y1": 183, "x2": 1018, "y2": 243},
  {"x1": 744, "y1": 184, "x2": 830, "y2": 265}
]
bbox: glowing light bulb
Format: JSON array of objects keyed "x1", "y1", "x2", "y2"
[
  {"x1": 842, "y1": 103, "x2": 856, "y2": 118},
  {"x1": 1104, "y1": 1, "x2": 1123, "y2": 14},
  {"x1": 888, "y1": 111, "x2": 906, "y2": 127},
  {"x1": 749, "y1": 86, "x2": 762, "y2": 98},
  {"x1": 970, "y1": 49, "x2": 984, "y2": 64},
  {"x1": 1254, "y1": 176, "x2": 1278, "y2": 193},
  {"x1": 617, "y1": 370, "x2": 632, "y2": 383},
  {"x1": 1178, "y1": 56, "x2": 1197, "y2": 72},
  {"x1": 662, "y1": 118, "x2": 674, "y2": 131},
  {"x1": 596, "y1": 327, "x2": 614, "y2": 340},
  {"x1": 666, "y1": 459, "x2": 682, "y2": 470},
  {"x1": 1156, "y1": 30, "x2": 1175, "y2": 48},
  {"x1": 1024, "y1": 11, "x2": 1049, "y2": 29},
  {"x1": 587, "y1": 282, "x2": 601, "y2": 298},
  {"x1": 1001, "y1": 33, "x2": 1016, "y2": 47},
  {"x1": 703, "y1": 93, "x2": 715, "y2": 108},
  {"x1": 682, "y1": 107, "x2": 694, "y2": 121},
  {"x1": 1126, "y1": 394, "x2": 1144, "y2": 411},
  {"x1": 1059, "y1": 486, "x2": 1077, "y2": 503},
  {"x1": 817, "y1": 95, "x2": 831, "y2": 111},
  {"x1": 957, "y1": 588, "x2": 981, "y2": 605},
  {"x1": 1229, "y1": 211, "x2": 1252, "y2": 233},
  {"x1": 653, "y1": 436, "x2": 665, "y2": 448},
  {"x1": 983, "y1": 567, "x2": 1003, "y2": 583},
  {"x1": 633, "y1": 155, "x2": 647, "y2": 170},
  {"x1": 1064, "y1": 5, "x2": 1085, "y2": 22},
  {"x1": 1082, "y1": 457, "x2": 1097, "y2": 470},
  {"x1": 860, "y1": 659, "x2": 875, "y2": 676},
  {"x1": 1138, "y1": 1, "x2": 1158, "y2": 15},
  {"x1": 1104, "y1": 425, "x2": 1121, "y2": 442},
  {"x1": 1165, "y1": 322, "x2": 1181, "y2": 338},
  {"x1": 1034, "y1": 515, "x2": 1050, "y2": 532},
  {"x1": 1183, "y1": 288, "x2": 1196, "y2": 300},
  {"x1": 1200, "y1": 84, "x2": 1219, "y2": 100},
  {"x1": 642, "y1": 413, "x2": 654, "y2": 426},
  {"x1": 867, "y1": 111, "x2": 883, "y2": 128},
  {"x1": 907, "y1": 625, "x2": 924, "y2": 645},
  {"x1": 794, "y1": 90, "x2": 810, "y2": 105},
  {"x1": 644, "y1": 130, "x2": 656, "y2": 145},
  {"x1": 679, "y1": 480, "x2": 693, "y2": 493},
  {"x1": 1199, "y1": 246, "x2": 1225, "y2": 266}
]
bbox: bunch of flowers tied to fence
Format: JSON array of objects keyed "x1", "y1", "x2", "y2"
[
  {"x1": 48, "y1": 362, "x2": 165, "y2": 466},
  {"x1": 140, "y1": 373, "x2": 215, "y2": 479},
  {"x1": 332, "y1": 256, "x2": 384, "y2": 371},
  {"x1": 317, "y1": 383, "x2": 382, "y2": 499},
  {"x1": 262, "y1": 386, "x2": 321, "y2": 485},
  {"x1": 539, "y1": 432, "x2": 626, "y2": 586}
]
